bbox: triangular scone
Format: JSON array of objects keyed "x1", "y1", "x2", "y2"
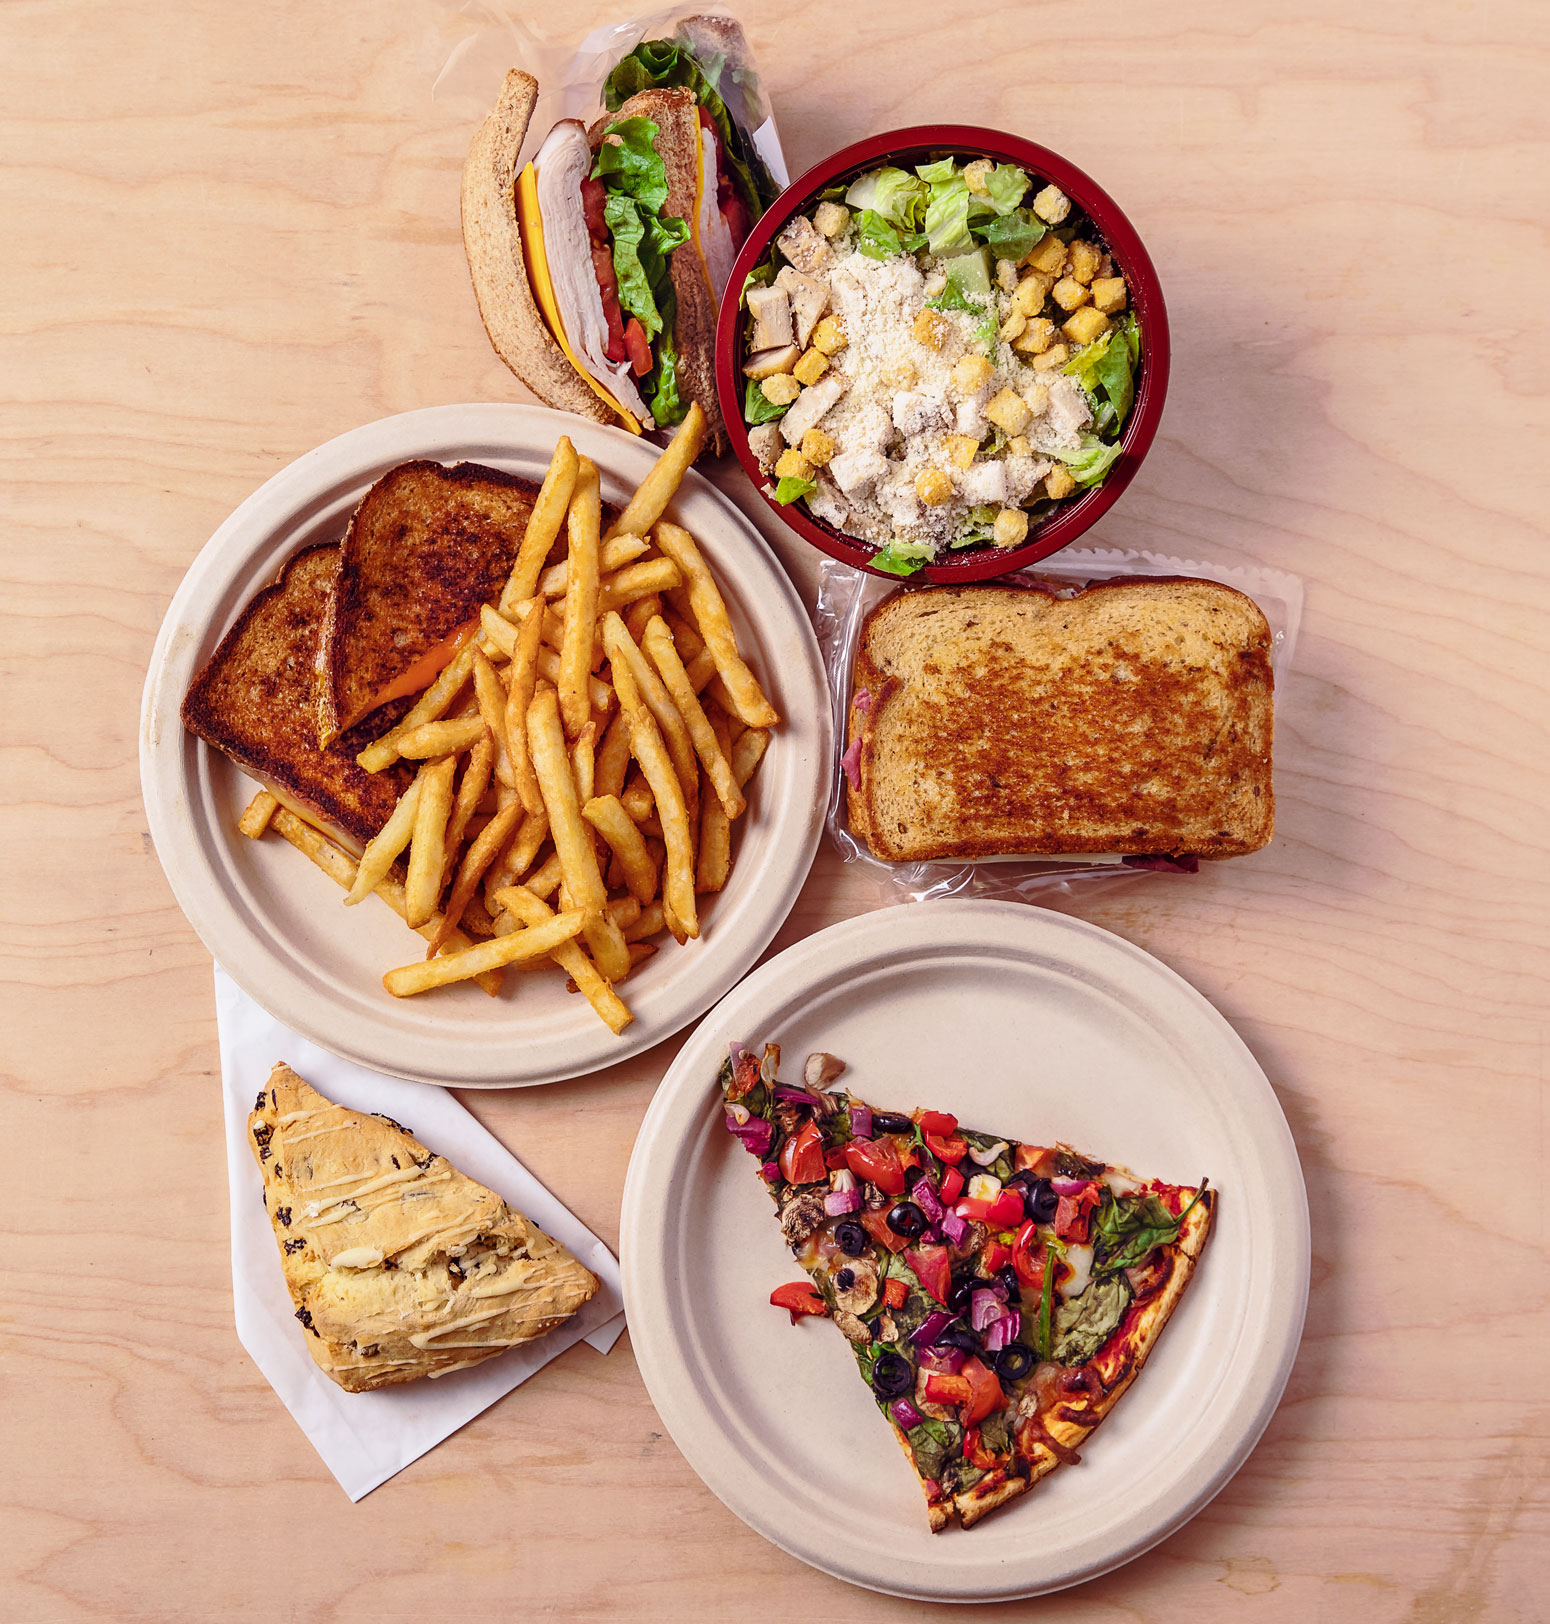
[
  {"x1": 722, "y1": 1044, "x2": 1214, "y2": 1531},
  {"x1": 249, "y1": 1062, "x2": 599, "y2": 1392}
]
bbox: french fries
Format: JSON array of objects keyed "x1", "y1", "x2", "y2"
[{"x1": 243, "y1": 422, "x2": 777, "y2": 1033}]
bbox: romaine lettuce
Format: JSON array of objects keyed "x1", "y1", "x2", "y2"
[
  {"x1": 871, "y1": 166, "x2": 927, "y2": 231},
  {"x1": 973, "y1": 208, "x2": 1046, "y2": 262},
  {"x1": 592, "y1": 116, "x2": 671, "y2": 212},
  {"x1": 870, "y1": 539, "x2": 935, "y2": 576},
  {"x1": 644, "y1": 330, "x2": 684, "y2": 428},
  {"x1": 856, "y1": 209, "x2": 926, "y2": 260},
  {"x1": 773, "y1": 473, "x2": 816, "y2": 505},
  {"x1": 1064, "y1": 326, "x2": 1136, "y2": 434},
  {"x1": 981, "y1": 162, "x2": 1031, "y2": 215},
  {"x1": 1048, "y1": 434, "x2": 1124, "y2": 487},
  {"x1": 743, "y1": 377, "x2": 788, "y2": 425},
  {"x1": 916, "y1": 158, "x2": 973, "y2": 256}
]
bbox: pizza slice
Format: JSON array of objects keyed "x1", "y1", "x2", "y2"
[{"x1": 719, "y1": 1043, "x2": 1214, "y2": 1532}]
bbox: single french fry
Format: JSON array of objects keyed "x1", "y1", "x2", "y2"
[
  {"x1": 478, "y1": 601, "x2": 519, "y2": 658},
  {"x1": 733, "y1": 726, "x2": 770, "y2": 787},
  {"x1": 559, "y1": 456, "x2": 602, "y2": 737},
  {"x1": 524, "y1": 850, "x2": 563, "y2": 902},
  {"x1": 426, "y1": 799, "x2": 524, "y2": 956},
  {"x1": 345, "y1": 776, "x2": 423, "y2": 905},
  {"x1": 535, "y1": 645, "x2": 613, "y2": 712},
  {"x1": 604, "y1": 399, "x2": 706, "y2": 540},
  {"x1": 652, "y1": 521, "x2": 778, "y2": 728},
  {"x1": 602, "y1": 613, "x2": 698, "y2": 810},
  {"x1": 571, "y1": 722, "x2": 597, "y2": 809},
  {"x1": 624, "y1": 900, "x2": 665, "y2": 942},
  {"x1": 482, "y1": 806, "x2": 549, "y2": 906},
  {"x1": 697, "y1": 709, "x2": 734, "y2": 893},
  {"x1": 625, "y1": 941, "x2": 658, "y2": 974},
  {"x1": 526, "y1": 685, "x2": 631, "y2": 979},
  {"x1": 441, "y1": 735, "x2": 496, "y2": 886},
  {"x1": 395, "y1": 716, "x2": 488, "y2": 759},
  {"x1": 623, "y1": 593, "x2": 661, "y2": 646},
  {"x1": 384, "y1": 909, "x2": 586, "y2": 996},
  {"x1": 606, "y1": 894, "x2": 642, "y2": 931},
  {"x1": 356, "y1": 641, "x2": 479, "y2": 773},
  {"x1": 499, "y1": 436, "x2": 578, "y2": 614},
  {"x1": 594, "y1": 709, "x2": 632, "y2": 802},
  {"x1": 404, "y1": 755, "x2": 457, "y2": 927},
  {"x1": 237, "y1": 791, "x2": 279, "y2": 839},
  {"x1": 466, "y1": 648, "x2": 511, "y2": 792},
  {"x1": 539, "y1": 533, "x2": 649, "y2": 597},
  {"x1": 583, "y1": 794, "x2": 659, "y2": 905},
  {"x1": 643, "y1": 615, "x2": 745, "y2": 818},
  {"x1": 596, "y1": 556, "x2": 682, "y2": 617},
  {"x1": 620, "y1": 775, "x2": 655, "y2": 824},
  {"x1": 612, "y1": 657, "x2": 698, "y2": 942},
  {"x1": 271, "y1": 806, "x2": 500, "y2": 994},
  {"x1": 504, "y1": 598, "x2": 546, "y2": 815},
  {"x1": 493, "y1": 886, "x2": 633, "y2": 1035}
]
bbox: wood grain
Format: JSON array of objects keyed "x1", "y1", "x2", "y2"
[{"x1": 2, "y1": 0, "x2": 1547, "y2": 1619}]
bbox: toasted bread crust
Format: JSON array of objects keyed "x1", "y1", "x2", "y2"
[
  {"x1": 180, "y1": 545, "x2": 411, "y2": 848},
  {"x1": 316, "y1": 460, "x2": 543, "y2": 742},
  {"x1": 589, "y1": 88, "x2": 727, "y2": 454},
  {"x1": 461, "y1": 69, "x2": 623, "y2": 425},
  {"x1": 847, "y1": 580, "x2": 1275, "y2": 862}
]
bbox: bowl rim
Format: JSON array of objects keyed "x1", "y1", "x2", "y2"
[{"x1": 713, "y1": 124, "x2": 1170, "y2": 583}]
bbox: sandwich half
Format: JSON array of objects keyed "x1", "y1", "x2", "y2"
[{"x1": 846, "y1": 579, "x2": 1275, "y2": 862}]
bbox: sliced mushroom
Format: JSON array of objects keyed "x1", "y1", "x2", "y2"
[
  {"x1": 742, "y1": 344, "x2": 800, "y2": 380},
  {"x1": 804, "y1": 1052, "x2": 848, "y2": 1090},
  {"x1": 832, "y1": 1309, "x2": 873, "y2": 1345},
  {"x1": 830, "y1": 1256, "x2": 879, "y2": 1316}
]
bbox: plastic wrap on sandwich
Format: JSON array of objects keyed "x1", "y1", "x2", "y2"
[{"x1": 813, "y1": 549, "x2": 1303, "y2": 904}]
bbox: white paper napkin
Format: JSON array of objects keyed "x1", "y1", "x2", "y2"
[{"x1": 214, "y1": 966, "x2": 626, "y2": 1500}]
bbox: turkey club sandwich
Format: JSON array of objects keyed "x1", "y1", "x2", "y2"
[{"x1": 462, "y1": 37, "x2": 774, "y2": 455}]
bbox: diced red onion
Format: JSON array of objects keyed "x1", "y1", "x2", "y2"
[
  {"x1": 939, "y1": 1209, "x2": 968, "y2": 1246},
  {"x1": 728, "y1": 1040, "x2": 747, "y2": 1066},
  {"x1": 1049, "y1": 1176, "x2": 1089, "y2": 1197},
  {"x1": 840, "y1": 736, "x2": 863, "y2": 788},
  {"x1": 759, "y1": 1161, "x2": 781, "y2": 1183},
  {"x1": 849, "y1": 1103, "x2": 872, "y2": 1139},
  {"x1": 773, "y1": 1081, "x2": 830, "y2": 1114},
  {"x1": 889, "y1": 1397, "x2": 923, "y2": 1431},
  {"x1": 824, "y1": 1186, "x2": 862, "y2": 1216},
  {"x1": 910, "y1": 1310, "x2": 957, "y2": 1348},
  {"x1": 984, "y1": 1310, "x2": 1019, "y2": 1352},
  {"x1": 919, "y1": 1344, "x2": 965, "y2": 1374},
  {"x1": 913, "y1": 1178, "x2": 945, "y2": 1225},
  {"x1": 724, "y1": 1109, "x2": 774, "y2": 1159},
  {"x1": 970, "y1": 1289, "x2": 1004, "y2": 1332},
  {"x1": 853, "y1": 687, "x2": 875, "y2": 715}
]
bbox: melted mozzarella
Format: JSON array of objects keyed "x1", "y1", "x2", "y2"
[
  {"x1": 534, "y1": 122, "x2": 650, "y2": 421},
  {"x1": 1058, "y1": 1243, "x2": 1094, "y2": 1301},
  {"x1": 697, "y1": 127, "x2": 738, "y2": 300}
]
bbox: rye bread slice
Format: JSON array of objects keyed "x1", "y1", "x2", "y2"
[
  {"x1": 180, "y1": 544, "x2": 412, "y2": 850},
  {"x1": 846, "y1": 579, "x2": 1275, "y2": 862}
]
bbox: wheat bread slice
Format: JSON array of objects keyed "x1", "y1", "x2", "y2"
[
  {"x1": 316, "y1": 460, "x2": 545, "y2": 743},
  {"x1": 846, "y1": 579, "x2": 1275, "y2": 861},
  {"x1": 589, "y1": 88, "x2": 728, "y2": 454},
  {"x1": 461, "y1": 69, "x2": 622, "y2": 426},
  {"x1": 180, "y1": 545, "x2": 412, "y2": 850}
]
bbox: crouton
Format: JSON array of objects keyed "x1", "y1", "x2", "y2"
[
  {"x1": 1090, "y1": 276, "x2": 1128, "y2": 314},
  {"x1": 1044, "y1": 466, "x2": 1077, "y2": 500},
  {"x1": 1067, "y1": 240, "x2": 1103, "y2": 284},
  {"x1": 1032, "y1": 184, "x2": 1070, "y2": 225},
  {"x1": 800, "y1": 428, "x2": 837, "y2": 467},
  {"x1": 1012, "y1": 317, "x2": 1056, "y2": 355},
  {"x1": 1013, "y1": 274, "x2": 1051, "y2": 316},
  {"x1": 985, "y1": 388, "x2": 1032, "y2": 436},
  {"x1": 1026, "y1": 235, "x2": 1067, "y2": 276},
  {"x1": 1051, "y1": 276, "x2": 1090, "y2": 313},
  {"x1": 813, "y1": 201, "x2": 850, "y2": 238},
  {"x1": 915, "y1": 469, "x2": 953, "y2": 506},
  {"x1": 775, "y1": 448, "x2": 812, "y2": 481},
  {"x1": 950, "y1": 354, "x2": 995, "y2": 395},
  {"x1": 942, "y1": 433, "x2": 981, "y2": 469},
  {"x1": 992, "y1": 508, "x2": 1030, "y2": 548},
  {"x1": 913, "y1": 309, "x2": 950, "y2": 350},
  {"x1": 811, "y1": 316, "x2": 847, "y2": 355},
  {"x1": 1062, "y1": 306, "x2": 1110, "y2": 346},
  {"x1": 760, "y1": 373, "x2": 801, "y2": 407},
  {"x1": 793, "y1": 348, "x2": 830, "y2": 386},
  {"x1": 1031, "y1": 343, "x2": 1071, "y2": 371}
]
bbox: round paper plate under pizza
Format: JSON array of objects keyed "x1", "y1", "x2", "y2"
[
  {"x1": 140, "y1": 403, "x2": 831, "y2": 1087},
  {"x1": 621, "y1": 900, "x2": 1308, "y2": 1600}
]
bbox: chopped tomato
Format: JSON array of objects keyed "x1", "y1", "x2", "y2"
[
  {"x1": 778, "y1": 1121, "x2": 826, "y2": 1186},
  {"x1": 963, "y1": 1425, "x2": 1000, "y2": 1470},
  {"x1": 1014, "y1": 1143, "x2": 1051, "y2": 1174},
  {"x1": 769, "y1": 1281, "x2": 826, "y2": 1323},
  {"x1": 923, "y1": 1371, "x2": 971, "y2": 1408},
  {"x1": 580, "y1": 176, "x2": 610, "y2": 241},
  {"x1": 861, "y1": 1209, "x2": 910, "y2": 1254},
  {"x1": 1053, "y1": 1183, "x2": 1101, "y2": 1243},
  {"x1": 982, "y1": 1241, "x2": 1012, "y2": 1275},
  {"x1": 937, "y1": 1164, "x2": 965, "y2": 1204},
  {"x1": 696, "y1": 104, "x2": 750, "y2": 250},
  {"x1": 959, "y1": 1356, "x2": 1003, "y2": 1425},
  {"x1": 882, "y1": 1277, "x2": 909, "y2": 1311},
  {"x1": 621, "y1": 315, "x2": 652, "y2": 376},
  {"x1": 926, "y1": 1132, "x2": 968, "y2": 1164},
  {"x1": 918, "y1": 1110, "x2": 959, "y2": 1137},
  {"x1": 844, "y1": 1137, "x2": 907, "y2": 1196},
  {"x1": 988, "y1": 1189, "x2": 1026, "y2": 1227},
  {"x1": 589, "y1": 243, "x2": 627, "y2": 362},
  {"x1": 1012, "y1": 1220, "x2": 1049, "y2": 1290},
  {"x1": 905, "y1": 1243, "x2": 952, "y2": 1306}
]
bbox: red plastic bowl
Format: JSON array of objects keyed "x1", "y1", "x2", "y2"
[{"x1": 715, "y1": 126, "x2": 1170, "y2": 583}]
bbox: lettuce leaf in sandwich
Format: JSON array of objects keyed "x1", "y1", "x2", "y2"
[{"x1": 603, "y1": 39, "x2": 778, "y2": 217}]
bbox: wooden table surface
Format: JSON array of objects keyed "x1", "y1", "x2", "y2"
[{"x1": 4, "y1": 1, "x2": 1546, "y2": 1618}]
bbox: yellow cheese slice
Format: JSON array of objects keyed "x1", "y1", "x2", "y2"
[{"x1": 515, "y1": 164, "x2": 642, "y2": 434}]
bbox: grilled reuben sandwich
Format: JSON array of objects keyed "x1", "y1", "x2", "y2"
[{"x1": 845, "y1": 579, "x2": 1275, "y2": 862}]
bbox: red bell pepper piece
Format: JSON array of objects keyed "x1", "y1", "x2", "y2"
[
  {"x1": 982, "y1": 1240, "x2": 1012, "y2": 1274},
  {"x1": 926, "y1": 1132, "x2": 968, "y2": 1164},
  {"x1": 918, "y1": 1110, "x2": 959, "y2": 1136},
  {"x1": 882, "y1": 1277, "x2": 909, "y2": 1310},
  {"x1": 906, "y1": 1242, "x2": 952, "y2": 1305},
  {"x1": 823, "y1": 1145, "x2": 849, "y2": 1171},
  {"x1": 955, "y1": 1196, "x2": 995, "y2": 1222},
  {"x1": 1014, "y1": 1143, "x2": 1051, "y2": 1174},
  {"x1": 778, "y1": 1121, "x2": 826, "y2": 1186},
  {"x1": 769, "y1": 1281, "x2": 827, "y2": 1323},
  {"x1": 938, "y1": 1164, "x2": 965, "y2": 1204},
  {"x1": 923, "y1": 1371, "x2": 972, "y2": 1408},
  {"x1": 963, "y1": 1425, "x2": 1000, "y2": 1470},
  {"x1": 844, "y1": 1136, "x2": 907, "y2": 1195},
  {"x1": 861, "y1": 1209, "x2": 910, "y2": 1254},
  {"x1": 959, "y1": 1356, "x2": 1003, "y2": 1425},
  {"x1": 1012, "y1": 1220, "x2": 1049, "y2": 1290},
  {"x1": 988, "y1": 1188, "x2": 1026, "y2": 1227}
]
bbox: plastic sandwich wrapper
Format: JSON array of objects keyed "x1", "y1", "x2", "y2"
[
  {"x1": 815, "y1": 547, "x2": 1304, "y2": 905},
  {"x1": 430, "y1": 3, "x2": 790, "y2": 189},
  {"x1": 215, "y1": 967, "x2": 625, "y2": 1500}
]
